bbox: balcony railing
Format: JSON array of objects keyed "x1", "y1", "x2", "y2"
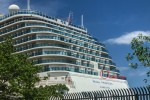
[{"x1": 0, "y1": 10, "x2": 86, "y2": 31}]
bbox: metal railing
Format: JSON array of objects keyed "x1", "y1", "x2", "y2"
[{"x1": 49, "y1": 87, "x2": 150, "y2": 100}]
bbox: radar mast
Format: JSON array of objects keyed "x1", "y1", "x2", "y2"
[{"x1": 27, "y1": 0, "x2": 31, "y2": 10}]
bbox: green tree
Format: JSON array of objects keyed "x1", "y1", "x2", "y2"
[
  {"x1": 126, "y1": 34, "x2": 150, "y2": 83},
  {"x1": 0, "y1": 37, "x2": 69, "y2": 100}
]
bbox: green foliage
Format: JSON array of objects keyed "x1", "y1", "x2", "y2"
[
  {"x1": 0, "y1": 37, "x2": 69, "y2": 100},
  {"x1": 127, "y1": 34, "x2": 150, "y2": 81}
]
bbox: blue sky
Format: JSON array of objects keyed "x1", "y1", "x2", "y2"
[{"x1": 1, "y1": 0, "x2": 150, "y2": 87}]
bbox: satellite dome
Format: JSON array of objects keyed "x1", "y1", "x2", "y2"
[{"x1": 8, "y1": 4, "x2": 20, "y2": 12}]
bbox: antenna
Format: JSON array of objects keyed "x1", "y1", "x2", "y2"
[
  {"x1": 27, "y1": 0, "x2": 30, "y2": 10},
  {"x1": 81, "y1": 15, "x2": 84, "y2": 28},
  {"x1": 67, "y1": 11, "x2": 73, "y2": 24}
]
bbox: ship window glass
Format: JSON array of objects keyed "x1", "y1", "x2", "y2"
[{"x1": 103, "y1": 74, "x2": 108, "y2": 77}]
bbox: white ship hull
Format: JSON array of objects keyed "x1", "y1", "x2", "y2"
[{"x1": 38, "y1": 71, "x2": 129, "y2": 93}]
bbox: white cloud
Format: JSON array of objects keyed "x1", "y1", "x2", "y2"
[
  {"x1": 128, "y1": 70, "x2": 146, "y2": 77},
  {"x1": 105, "y1": 31, "x2": 150, "y2": 45},
  {"x1": 118, "y1": 67, "x2": 129, "y2": 71},
  {"x1": 119, "y1": 66, "x2": 147, "y2": 77}
]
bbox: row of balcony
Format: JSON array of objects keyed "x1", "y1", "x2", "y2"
[
  {"x1": 0, "y1": 23, "x2": 25, "y2": 35},
  {"x1": 0, "y1": 17, "x2": 89, "y2": 43},
  {"x1": 42, "y1": 66, "x2": 122, "y2": 79},
  {"x1": 15, "y1": 36, "x2": 106, "y2": 53},
  {"x1": 43, "y1": 66, "x2": 98, "y2": 76},
  {"x1": 14, "y1": 33, "x2": 108, "y2": 55},
  {"x1": 26, "y1": 22, "x2": 89, "y2": 40},
  {"x1": 15, "y1": 43, "x2": 115, "y2": 65},
  {"x1": 99, "y1": 67, "x2": 120, "y2": 73},
  {"x1": 28, "y1": 50, "x2": 117, "y2": 71},
  {"x1": 28, "y1": 50, "x2": 111, "y2": 66},
  {"x1": 1, "y1": 22, "x2": 89, "y2": 43},
  {"x1": 15, "y1": 42, "x2": 107, "y2": 58},
  {"x1": 0, "y1": 20, "x2": 105, "y2": 48},
  {"x1": 34, "y1": 59, "x2": 94, "y2": 68},
  {"x1": 26, "y1": 22, "x2": 103, "y2": 46},
  {"x1": 0, "y1": 24, "x2": 107, "y2": 54}
]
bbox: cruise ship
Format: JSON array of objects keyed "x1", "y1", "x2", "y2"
[{"x1": 0, "y1": 3, "x2": 129, "y2": 93}]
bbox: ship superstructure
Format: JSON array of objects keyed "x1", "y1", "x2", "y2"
[{"x1": 0, "y1": 4, "x2": 129, "y2": 93}]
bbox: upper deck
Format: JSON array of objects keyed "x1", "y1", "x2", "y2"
[{"x1": 0, "y1": 10, "x2": 87, "y2": 33}]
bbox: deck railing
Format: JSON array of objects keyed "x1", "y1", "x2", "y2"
[{"x1": 49, "y1": 86, "x2": 150, "y2": 100}]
